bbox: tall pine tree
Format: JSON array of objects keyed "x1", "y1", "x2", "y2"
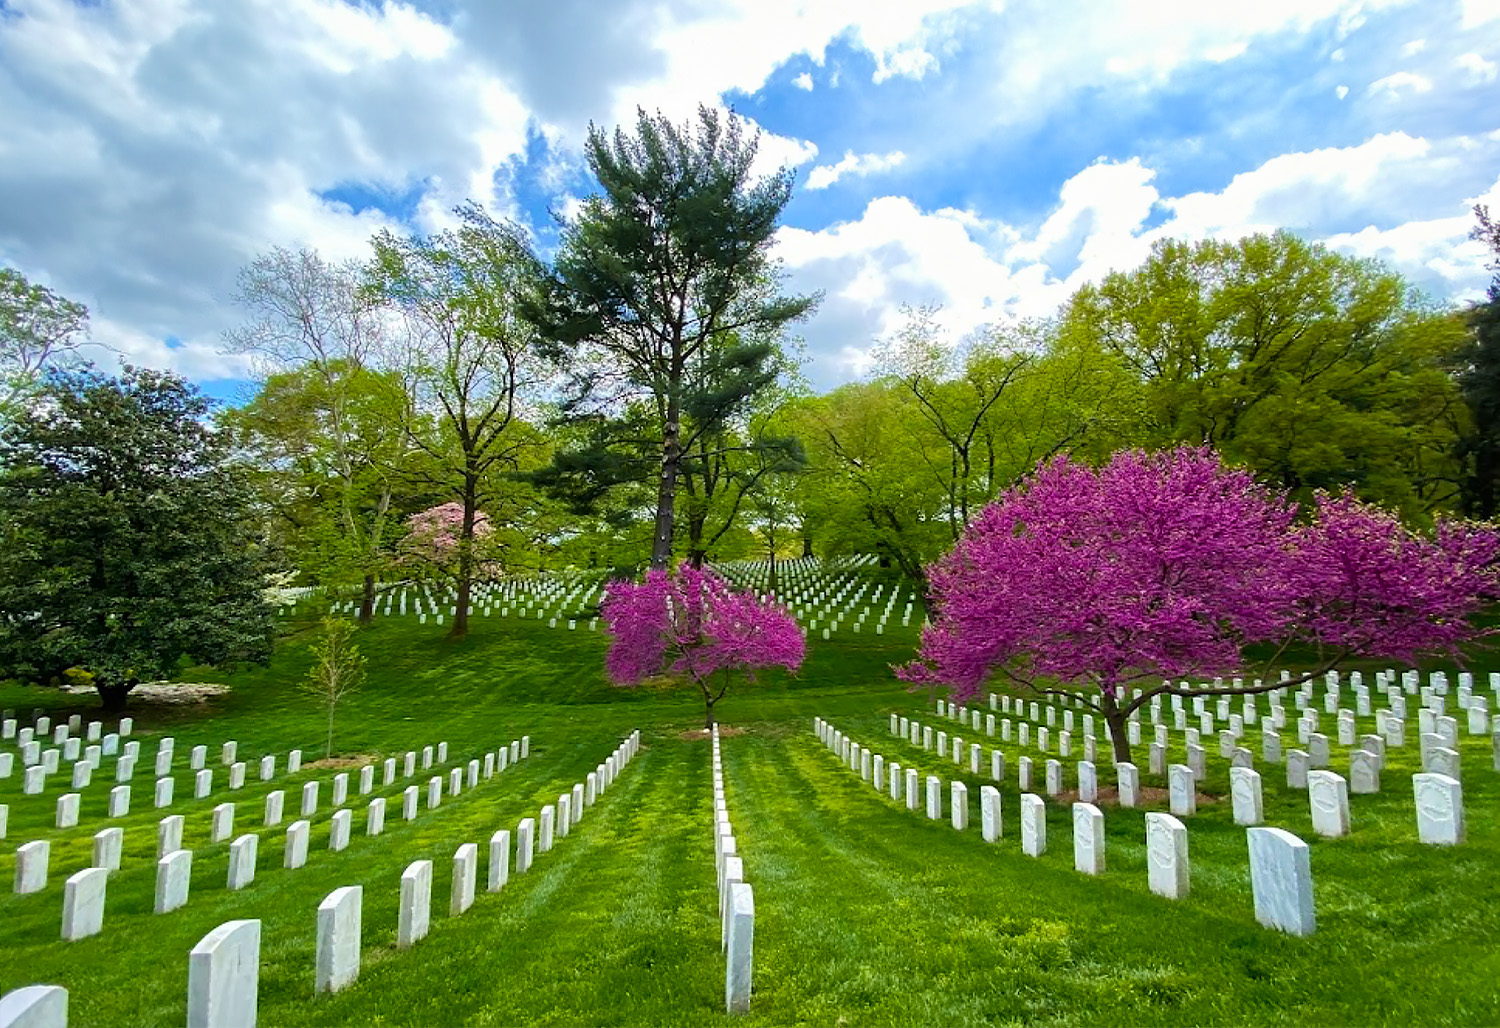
[{"x1": 528, "y1": 105, "x2": 818, "y2": 568}]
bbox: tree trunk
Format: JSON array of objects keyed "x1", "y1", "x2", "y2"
[
  {"x1": 651, "y1": 407, "x2": 681, "y2": 570},
  {"x1": 1101, "y1": 691, "x2": 1132, "y2": 765},
  {"x1": 767, "y1": 525, "x2": 778, "y2": 597},
  {"x1": 96, "y1": 681, "x2": 132, "y2": 714},
  {"x1": 800, "y1": 523, "x2": 813, "y2": 558},
  {"x1": 326, "y1": 706, "x2": 336, "y2": 760},
  {"x1": 451, "y1": 480, "x2": 477, "y2": 641},
  {"x1": 358, "y1": 574, "x2": 376, "y2": 624},
  {"x1": 703, "y1": 695, "x2": 716, "y2": 729}
]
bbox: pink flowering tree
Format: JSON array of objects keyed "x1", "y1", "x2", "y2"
[
  {"x1": 602, "y1": 564, "x2": 806, "y2": 728},
  {"x1": 400, "y1": 503, "x2": 497, "y2": 584},
  {"x1": 899, "y1": 447, "x2": 1500, "y2": 764}
]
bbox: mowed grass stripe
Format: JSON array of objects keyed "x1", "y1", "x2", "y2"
[
  {"x1": 293, "y1": 732, "x2": 726, "y2": 1027},
  {"x1": 720, "y1": 729, "x2": 1500, "y2": 1026},
  {"x1": 0, "y1": 733, "x2": 640, "y2": 1027}
]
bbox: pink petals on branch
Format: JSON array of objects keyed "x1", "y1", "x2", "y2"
[{"x1": 601, "y1": 565, "x2": 805, "y2": 686}]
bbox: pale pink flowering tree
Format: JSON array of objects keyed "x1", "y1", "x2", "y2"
[
  {"x1": 602, "y1": 564, "x2": 806, "y2": 728},
  {"x1": 401, "y1": 503, "x2": 496, "y2": 581},
  {"x1": 899, "y1": 447, "x2": 1500, "y2": 764}
]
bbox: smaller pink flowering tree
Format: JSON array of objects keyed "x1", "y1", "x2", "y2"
[
  {"x1": 400, "y1": 503, "x2": 496, "y2": 580},
  {"x1": 899, "y1": 447, "x2": 1500, "y2": 765},
  {"x1": 602, "y1": 564, "x2": 806, "y2": 728}
]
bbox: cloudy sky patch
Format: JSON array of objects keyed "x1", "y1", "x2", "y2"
[{"x1": 0, "y1": 0, "x2": 1496, "y2": 395}]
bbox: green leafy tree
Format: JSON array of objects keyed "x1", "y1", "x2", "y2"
[
  {"x1": 529, "y1": 105, "x2": 819, "y2": 569},
  {"x1": 303, "y1": 617, "x2": 366, "y2": 759},
  {"x1": 220, "y1": 362, "x2": 414, "y2": 614},
  {"x1": 364, "y1": 202, "x2": 547, "y2": 640},
  {"x1": 224, "y1": 247, "x2": 407, "y2": 621},
  {"x1": 0, "y1": 268, "x2": 90, "y2": 413},
  {"x1": 0, "y1": 367, "x2": 274, "y2": 710},
  {"x1": 873, "y1": 306, "x2": 1036, "y2": 539},
  {"x1": 1452, "y1": 205, "x2": 1500, "y2": 517},
  {"x1": 798, "y1": 382, "x2": 951, "y2": 579},
  {"x1": 1062, "y1": 232, "x2": 1467, "y2": 517}
]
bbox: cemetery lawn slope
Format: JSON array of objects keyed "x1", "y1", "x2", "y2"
[{"x1": 1, "y1": 616, "x2": 1499, "y2": 1026}]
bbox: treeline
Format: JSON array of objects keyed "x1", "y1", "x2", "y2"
[{"x1": 5, "y1": 108, "x2": 1499, "y2": 638}]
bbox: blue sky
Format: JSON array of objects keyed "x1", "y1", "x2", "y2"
[{"x1": 1, "y1": 0, "x2": 1497, "y2": 400}]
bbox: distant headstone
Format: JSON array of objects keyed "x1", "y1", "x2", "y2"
[
  {"x1": 516, "y1": 818, "x2": 535, "y2": 874},
  {"x1": 1072, "y1": 802, "x2": 1105, "y2": 875},
  {"x1": 488, "y1": 829, "x2": 511, "y2": 892},
  {"x1": 158, "y1": 815, "x2": 184, "y2": 859},
  {"x1": 979, "y1": 785, "x2": 1001, "y2": 842},
  {"x1": 284, "y1": 820, "x2": 310, "y2": 870},
  {"x1": 1307, "y1": 770, "x2": 1350, "y2": 838},
  {"x1": 1349, "y1": 750, "x2": 1380, "y2": 794},
  {"x1": 1020, "y1": 794, "x2": 1047, "y2": 857},
  {"x1": 329, "y1": 809, "x2": 351, "y2": 852},
  {"x1": 93, "y1": 828, "x2": 122, "y2": 872},
  {"x1": 366, "y1": 798, "x2": 386, "y2": 836},
  {"x1": 227, "y1": 834, "x2": 258, "y2": 891},
  {"x1": 950, "y1": 781, "x2": 969, "y2": 831},
  {"x1": 1168, "y1": 764, "x2": 1196, "y2": 817},
  {"x1": 264, "y1": 791, "x2": 285, "y2": 827},
  {"x1": 1413, "y1": 772, "x2": 1464, "y2": 845},
  {"x1": 724, "y1": 882, "x2": 754, "y2": 1014},
  {"x1": 1230, "y1": 767, "x2": 1263, "y2": 826},
  {"x1": 1116, "y1": 762, "x2": 1140, "y2": 808},
  {"x1": 211, "y1": 803, "x2": 235, "y2": 844}
]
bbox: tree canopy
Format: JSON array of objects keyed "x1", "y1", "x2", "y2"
[{"x1": 0, "y1": 366, "x2": 274, "y2": 709}]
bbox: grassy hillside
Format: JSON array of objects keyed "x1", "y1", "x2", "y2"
[{"x1": 0, "y1": 614, "x2": 1497, "y2": 1026}]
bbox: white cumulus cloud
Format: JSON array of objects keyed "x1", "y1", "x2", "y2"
[
  {"x1": 1367, "y1": 70, "x2": 1434, "y2": 98},
  {"x1": 805, "y1": 150, "x2": 908, "y2": 190},
  {"x1": 1458, "y1": 51, "x2": 1499, "y2": 82}
]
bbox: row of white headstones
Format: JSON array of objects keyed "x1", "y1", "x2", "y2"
[
  {"x1": 19, "y1": 738, "x2": 533, "y2": 943},
  {"x1": 712, "y1": 728, "x2": 754, "y2": 1014},
  {"x1": 893, "y1": 707, "x2": 1467, "y2": 845},
  {"x1": 318, "y1": 575, "x2": 603, "y2": 628},
  {"x1": 924, "y1": 667, "x2": 1495, "y2": 792},
  {"x1": 817, "y1": 717, "x2": 1330, "y2": 936},
  {"x1": 2, "y1": 716, "x2": 469, "y2": 836},
  {"x1": 822, "y1": 714, "x2": 1464, "y2": 936},
  {"x1": 0, "y1": 733, "x2": 642, "y2": 1028},
  {"x1": 712, "y1": 557, "x2": 920, "y2": 635},
  {"x1": 6, "y1": 730, "x2": 500, "y2": 886}
]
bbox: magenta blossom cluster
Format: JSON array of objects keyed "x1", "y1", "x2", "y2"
[
  {"x1": 899, "y1": 447, "x2": 1500, "y2": 703},
  {"x1": 601, "y1": 564, "x2": 805, "y2": 688}
]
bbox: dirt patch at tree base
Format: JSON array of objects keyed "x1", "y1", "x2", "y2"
[
  {"x1": 303, "y1": 754, "x2": 379, "y2": 771},
  {"x1": 1050, "y1": 785, "x2": 1221, "y2": 806},
  {"x1": 679, "y1": 726, "x2": 748, "y2": 741}
]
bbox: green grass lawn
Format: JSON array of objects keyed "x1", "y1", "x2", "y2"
[{"x1": 1, "y1": 613, "x2": 1498, "y2": 1027}]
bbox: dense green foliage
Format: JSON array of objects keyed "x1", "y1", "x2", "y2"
[
  {"x1": 0, "y1": 367, "x2": 274, "y2": 708},
  {"x1": 527, "y1": 105, "x2": 819, "y2": 569}
]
